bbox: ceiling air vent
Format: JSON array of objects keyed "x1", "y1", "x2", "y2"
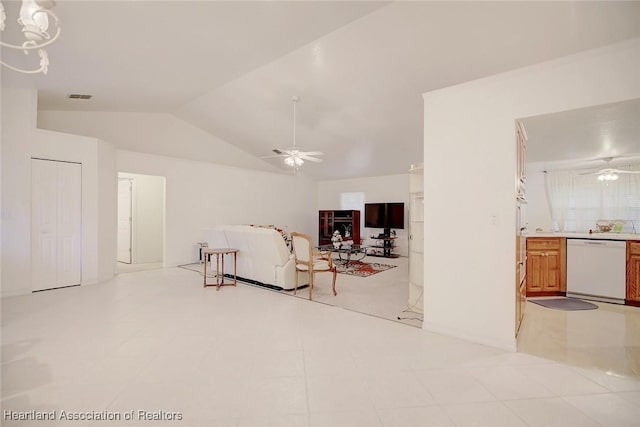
[{"x1": 68, "y1": 94, "x2": 92, "y2": 99}]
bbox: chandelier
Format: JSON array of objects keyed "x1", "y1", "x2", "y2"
[{"x1": 0, "y1": 0, "x2": 61, "y2": 75}]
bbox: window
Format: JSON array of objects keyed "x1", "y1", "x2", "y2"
[
  {"x1": 340, "y1": 192, "x2": 365, "y2": 211},
  {"x1": 340, "y1": 192, "x2": 365, "y2": 239},
  {"x1": 546, "y1": 166, "x2": 640, "y2": 233}
]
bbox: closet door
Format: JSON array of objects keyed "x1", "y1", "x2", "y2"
[
  {"x1": 31, "y1": 159, "x2": 81, "y2": 291},
  {"x1": 32, "y1": 160, "x2": 59, "y2": 290},
  {"x1": 56, "y1": 162, "x2": 82, "y2": 286}
]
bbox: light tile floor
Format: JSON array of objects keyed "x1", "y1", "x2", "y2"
[
  {"x1": 116, "y1": 262, "x2": 164, "y2": 274},
  {"x1": 180, "y1": 256, "x2": 422, "y2": 328},
  {"x1": 2, "y1": 267, "x2": 640, "y2": 426},
  {"x1": 517, "y1": 298, "x2": 640, "y2": 378},
  {"x1": 290, "y1": 256, "x2": 423, "y2": 327}
]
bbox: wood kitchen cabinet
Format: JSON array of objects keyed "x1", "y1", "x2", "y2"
[
  {"x1": 516, "y1": 270, "x2": 526, "y2": 333},
  {"x1": 515, "y1": 227, "x2": 526, "y2": 334},
  {"x1": 627, "y1": 241, "x2": 640, "y2": 306},
  {"x1": 516, "y1": 121, "x2": 527, "y2": 202},
  {"x1": 526, "y1": 237, "x2": 566, "y2": 296}
]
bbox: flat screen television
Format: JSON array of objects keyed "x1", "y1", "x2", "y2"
[
  {"x1": 386, "y1": 202, "x2": 404, "y2": 229},
  {"x1": 364, "y1": 203, "x2": 385, "y2": 228},
  {"x1": 364, "y1": 202, "x2": 405, "y2": 230}
]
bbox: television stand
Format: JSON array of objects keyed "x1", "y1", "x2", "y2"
[{"x1": 368, "y1": 235, "x2": 399, "y2": 258}]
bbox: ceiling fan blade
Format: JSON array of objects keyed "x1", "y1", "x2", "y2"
[
  {"x1": 301, "y1": 151, "x2": 324, "y2": 156},
  {"x1": 261, "y1": 154, "x2": 287, "y2": 159},
  {"x1": 298, "y1": 154, "x2": 323, "y2": 163},
  {"x1": 578, "y1": 167, "x2": 640, "y2": 176},
  {"x1": 612, "y1": 170, "x2": 640, "y2": 174},
  {"x1": 273, "y1": 148, "x2": 297, "y2": 155}
]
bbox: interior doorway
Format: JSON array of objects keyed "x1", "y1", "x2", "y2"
[
  {"x1": 515, "y1": 100, "x2": 640, "y2": 377},
  {"x1": 117, "y1": 178, "x2": 133, "y2": 263},
  {"x1": 116, "y1": 172, "x2": 165, "y2": 274}
]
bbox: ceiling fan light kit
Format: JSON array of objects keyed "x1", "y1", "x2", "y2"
[
  {"x1": 284, "y1": 155, "x2": 304, "y2": 167},
  {"x1": 577, "y1": 157, "x2": 640, "y2": 182},
  {"x1": 597, "y1": 172, "x2": 619, "y2": 181},
  {"x1": 262, "y1": 96, "x2": 324, "y2": 172},
  {"x1": 0, "y1": 0, "x2": 61, "y2": 75}
]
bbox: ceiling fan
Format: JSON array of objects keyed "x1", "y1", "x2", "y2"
[
  {"x1": 579, "y1": 157, "x2": 640, "y2": 181},
  {"x1": 262, "y1": 96, "x2": 323, "y2": 170}
]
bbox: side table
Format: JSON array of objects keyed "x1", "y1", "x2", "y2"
[{"x1": 203, "y1": 248, "x2": 239, "y2": 291}]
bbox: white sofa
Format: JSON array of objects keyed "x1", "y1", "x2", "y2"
[{"x1": 205, "y1": 225, "x2": 307, "y2": 291}]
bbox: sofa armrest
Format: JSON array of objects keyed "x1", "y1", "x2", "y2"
[{"x1": 275, "y1": 255, "x2": 308, "y2": 290}]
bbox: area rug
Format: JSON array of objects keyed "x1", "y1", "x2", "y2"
[
  {"x1": 529, "y1": 297, "x2": 598, "y2": 311},
  {"x1": 336, "y1": 260, "x2": 397, "y2": 277}
]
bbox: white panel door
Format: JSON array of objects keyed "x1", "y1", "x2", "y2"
[
  {"x1": 117, "y1": 178, "x2": 132, "y2": 263},
  {"x1": 56, "y1": 162, "x2": 82, "y2": 286},
  {"x1": 31, "y1": 160, "x2": 59, "y2": 290},
  {"x1": 31, "y1": 159, "x2": 82, "y2": 291}
]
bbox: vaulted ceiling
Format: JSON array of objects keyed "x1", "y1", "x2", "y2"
[{"x1": 3, "y1": 1, "x2": 640, "y2": 179}]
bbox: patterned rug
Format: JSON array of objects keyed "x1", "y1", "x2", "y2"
[{"x1": 336, "y1": 260, "x2": 397, "y2": 277}]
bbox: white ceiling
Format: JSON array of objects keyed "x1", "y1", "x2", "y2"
[
  {"x1": 522, "y1": 98, "x2": 640, "y2": 167},
  {"x1": 2, "y1": 1, "x2": 640, "y2": 179}
]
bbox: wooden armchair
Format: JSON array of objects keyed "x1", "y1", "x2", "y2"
[{"x1": 290, "y1": 232, "x2": 337, "y2": 300}]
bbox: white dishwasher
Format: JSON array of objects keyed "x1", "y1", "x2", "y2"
[{"x1": 566, "y1": 239, "x2": 626, "y2": 304}]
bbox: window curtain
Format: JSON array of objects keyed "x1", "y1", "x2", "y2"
[
  {"x1": 545, "y1": 164, "x2": 640, "y2": 233},
  {"x1": 544, "y1": 170, "x2": 574, "y2": 231}
]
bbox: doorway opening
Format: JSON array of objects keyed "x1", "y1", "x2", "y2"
[
  {"x1": 515, "y1": 99, "x2": 640, "y2": 378},
  {"x1": 116, "y1": 172, "x2": 166, "y2": 274}
]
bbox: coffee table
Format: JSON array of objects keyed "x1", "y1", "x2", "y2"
[{"x1": 317, "y1": 244, "x2": 368, "y2": 266}]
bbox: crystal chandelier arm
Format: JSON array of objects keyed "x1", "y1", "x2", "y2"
[
  {"x1": 0, "y1": 9, "x2": 60, "y2": 50},
  {"x1": 0, "y1": 48, "x2": 49, "y2": 74}
]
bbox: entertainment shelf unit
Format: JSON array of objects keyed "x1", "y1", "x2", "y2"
[
  {"x1": 368, "y1": 236, "x2": 399, "y2": 258},
  {"x1": 318, "y1": 210, "x2": 361, "y2": 245}
]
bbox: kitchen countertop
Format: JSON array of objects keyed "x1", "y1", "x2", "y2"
[{"x1": 527, "y1": 232, "x2": 640, "y2": 241}]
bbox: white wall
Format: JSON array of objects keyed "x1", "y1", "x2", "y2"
[
  {"x1": 119, "y1": 172, "x2": 164, "y2": 264},
  {"x1": 37, "y1": 110, "x2": 279, "y2": 173},
  {"x1": 97, "y1": 140, "x2": 117, "y2": 282},
  {"x1": 1, "y1": 88, "x2": 116, "y2": 297},
  {"x1": 422, "y1": 38, "x2": 640, "y2": 350},
  {"x1": 317, "y1": 174, "x2": 410, "y2": 256},
  {"x1": 117, "y1": 150, "x2": 317, "y2": 267},
  {"x1": 0, "y1": 74, "x2": 3, "y2": 293},
  {"x1": 525, "y1": 162, "x2": 553, "y2": 232},
  {"x1": 35, "y1": 107, "x2": 318, "y2": 270}
]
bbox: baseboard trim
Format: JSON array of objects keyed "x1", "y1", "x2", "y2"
[
  {"x1": 422, "y1": 321, "x2": 517, "y2": 352},
  {"x1": 566, "y1": 291, "x2": 625, "y2": 305}
]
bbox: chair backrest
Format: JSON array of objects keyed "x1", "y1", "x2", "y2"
[{"x1": 291, "y1": 232, "x2": 313, "y2": 264}]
